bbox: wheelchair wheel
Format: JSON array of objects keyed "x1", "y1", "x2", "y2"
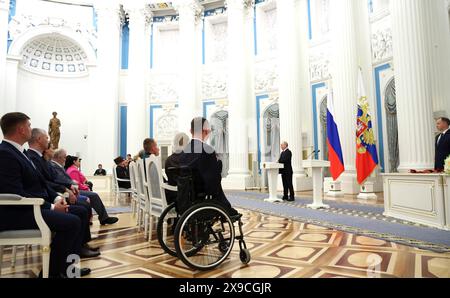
[
  {"x1": 174, "y1": 202, "x2": 235, "y2": 271},
  {"x1": 240, "y1": 249, "x2": 251, "y2": 264},
  {"x1": 157, "y1": 203, "x2": 178, "y2": 257}
]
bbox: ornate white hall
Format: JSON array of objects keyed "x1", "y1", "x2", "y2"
[{"x1": 0, "y1": 0, "x2": 450, "y2": 279}]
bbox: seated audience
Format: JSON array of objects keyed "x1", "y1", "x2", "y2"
[
  {"x1": 140, "y1": 138, "x2": 160, "y2": 179},
  {"x1": 0, "y1": 112, "x2": 92, "y2": 278},
  {"x1": 114, "y1": 156, "x2": 131, "y2": 189},
  {"x1": 65, "y1": 156, "x2": 91, "y2": 191},
  {"x1": 126, "y1": 154, "x2": 133, "y2": 164},
  {"x1": 175, "y1": 117, "x2": 238, "y2": 216},
  {"x1": 51, "y1": 150, "x2": 118, "y2": 225},
  {"x1": 27, "y1": 129, "x2": 99, "y2": 251},
  {"x1": 94, "y1": 164, "x2": 106, "y2": 176},
  {"x1": 141, "y1": 138, "x2": 160, "y2": 159},
  {"x1": 164, "y1": 132, "x2": 190, "y2": 204}
]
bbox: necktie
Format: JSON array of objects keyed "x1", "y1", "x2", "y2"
[
  {"x1": 22, "y1": 150, "x2": 37, "y2": 170},
  {"x1": 437, "y1": 133, "x2": 444, "y2": 146}
]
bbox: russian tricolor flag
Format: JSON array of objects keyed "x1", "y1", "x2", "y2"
[
  {"x1": 326, "y1": 86, "x2": 345, "y2": 181},
  {"x1": 356, "y1": 69, "x2": 379, "y2": 184}
]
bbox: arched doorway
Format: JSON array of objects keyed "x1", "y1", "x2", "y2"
[
  {"x1": 384, "y1": 78, "x2": 399, "y2": 173},
  {"x1": 209, "y1": 110, "x2": 229, "y2": 177},
  {"x1": 263, "y1": 103, "x2": 280, "y2": 162}
]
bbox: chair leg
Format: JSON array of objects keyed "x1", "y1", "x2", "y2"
[
  {"x1": 149, "y1": 215, "x2": 154, "y2": 242},
  {"x1": 144, "y1": 213, "x2": 149, "y2": 240},
  {"x1": 11, "y1": 246, "x2": 17, "y2": 268},
  {"x1": 41, "y1": 245, "x2": 50, "y2": 278},
  {"x1": 0, "y1": 246, "x2": 4, "y2": 276}
]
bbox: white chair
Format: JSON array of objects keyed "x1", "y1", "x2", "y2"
[
  {"x1": 145, "y1": 155, "x2": 177, "y2": 243},
  {"x1": 136, "y1": 159, "x2": 151, "y2": 238},
  {"x1": 128, "y1": 161, "x2": 139, "y2": 216},
  {"x1": 0, "y1": 194, "x2": 51, "y2": 278},
  {"x1": 112, "y1": 165, "x2": 133, "y2": 199}
]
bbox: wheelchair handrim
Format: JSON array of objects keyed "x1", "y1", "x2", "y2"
[{"x1": 176, "y1": 205, "x2": 235, "y2": 270}]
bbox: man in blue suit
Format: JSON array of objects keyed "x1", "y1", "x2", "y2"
[{"x1": 0, "y1": 112, "x2": 90, "y2": 278}]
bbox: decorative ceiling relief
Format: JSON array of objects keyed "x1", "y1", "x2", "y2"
[
  {"x1": 309, "y1": 47, "x2": 331, "y2": 82},
  {"x1": 202, "y1": 65, "x2": 227, "y2": 99},
  {"x1": 148, "y1": 73, "x2": 180, "y2": 102},
  {"x1": 8, "y1": 14, "x2": 97, "y2": 51},
  {"x1": 20, "y1": 34, "x2": 89, "y2": 77},
  {"x1": 255, "y1": 58, "x2": 278, "y2": 93},
  {"x1": 156, "y1": 112, "x2": 179, "y2": 141},
  {"x1": 371, "y1": 28, "x2": 393, "y2": 63}
]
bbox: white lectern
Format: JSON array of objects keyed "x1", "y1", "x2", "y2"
[
  {"x1": 262, "y1": 162, "x2": 284, "y2": 203},
  {"x1": 303, "y1": 160, "x2": 330, "y2": 209}
]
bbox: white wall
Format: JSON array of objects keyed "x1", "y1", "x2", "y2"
[{"x1": 15, "y1": 68, "x2": 93, "y2": 169}]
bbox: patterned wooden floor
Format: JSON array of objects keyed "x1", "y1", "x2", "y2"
[{"x1": 1, "y1": 204, "x2": 449, "y2": 278}]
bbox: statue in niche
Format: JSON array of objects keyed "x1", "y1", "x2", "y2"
[{"x1": 48, "y1": 111, "x2": 61, "y2": 149}]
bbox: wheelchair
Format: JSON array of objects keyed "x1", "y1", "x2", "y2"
[{"x1": 156, "y1": 167, "x2": 251, "y2": 271}]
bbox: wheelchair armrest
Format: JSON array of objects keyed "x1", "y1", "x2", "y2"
[
  {"x1": 161, "y1": 183, "x2": 177, "y2": 192},
  {"x1": 116, "y1": 178, "x2": 131, "y2": 182}
]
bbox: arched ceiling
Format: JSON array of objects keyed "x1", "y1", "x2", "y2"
[{"x1": 20, "y1": 33, "x2": 89, "y2": 77}]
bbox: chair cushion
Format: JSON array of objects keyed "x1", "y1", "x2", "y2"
[
  {"x1": 0, "y1": 230, "x2": 42, "y2": 239},
  {"x1": 0, "y1": 194, "x2": 22, "y2": 201}
]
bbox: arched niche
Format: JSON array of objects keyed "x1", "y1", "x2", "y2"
[{"x1": 209, "y1": 110, "x2": 229, "y2": 177}]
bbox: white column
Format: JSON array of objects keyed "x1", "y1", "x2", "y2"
[
  {"x1": 429, "y1": 0, "x2": 450, "y2": 118},
  {"x1": 329, "y1": 0, "x2": 374, "y2": 194},
  {"x1": 125, "y1": 3, "x2": 151, "y2": 156},
  {"x1": 276, "y1": 0, "x2": 312, "y2": 191},
  {"x1": 0, "y1": 0, "x2": 10, "y2": 117},
  {"x1": 89, "y1": 1, "x2": 122, "y2": 174},
  {"x1": 4, "y1": 56, "x2": 19, "y2": 113},
  {"x1": 222, "y1": 0, "x2": 254, "y2": 190},
  {"x1": 173, "y1": 0, "x2": 203, "y2": 133},
  {"x1": 390, "y1": 0, "x2": 435, "y2": 171}
]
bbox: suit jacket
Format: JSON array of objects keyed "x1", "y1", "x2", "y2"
[
  {"x1": 66, "y1": 165, "x2": 89, "y2": 191},
  {"x1": 48, "y1": 161, "x2": 76, "y2": 187},
  {"x1": 178, "y1": 139, "x2": 223, "y2": 198},
  {"x1": 27, "y1": 149, "x2": 66, "y2": 193},
  {"x1": 94, "y1": 169, "x2": 106, "y2": 176},
  {"x1": 115, "y1": 165, "x2": 131, "y2": 188},
  {"x1": 165, "y1": 153, "x2": 182, "y2": 187},
  {"x1": 278, "y1": 149, "x2": 293, "y2": 175},
  {"x1": 0, "y1": 141, "x2": 56, "y2": 211},
  {"x1": 435, "y1": 129, "x2": 450, "y2": 170}
]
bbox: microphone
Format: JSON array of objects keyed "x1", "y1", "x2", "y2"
[
  {"x1": 307, "y1": 150, "x2": 321, "y2": 160},
  {"x1": 306, "y1": 150, "x2": 316, "y2": 160}
]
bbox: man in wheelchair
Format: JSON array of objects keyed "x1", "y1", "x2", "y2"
[{"x1": 167, "y1": 117, "x2": 239, "y2": 219}]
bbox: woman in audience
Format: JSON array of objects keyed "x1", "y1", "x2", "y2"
[{"x1": 65, "y1": 156, "x2": 92, "y2": 191}]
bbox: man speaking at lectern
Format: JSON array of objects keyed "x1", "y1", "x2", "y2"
[{"x1": 278, "y1": 142, "x2": 294, "y2": 201}]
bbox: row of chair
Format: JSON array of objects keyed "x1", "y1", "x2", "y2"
[{"x1": 128, "y1": 156, "x2": 177, "y2": 242}]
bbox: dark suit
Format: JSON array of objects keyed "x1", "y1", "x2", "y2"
[
  {"x1": 435, "y1": 129, "x2": 450, "y2": 171},
  {"x1": 164, "y1": 153, "x2": 183, "y2": 204},
  {"x1": 49, "y1": 161, "x2": 110, "y2": 222},
  {"x1": 177, "y1": 139, "x2": 233, "y2": 213},
  {"x1": 278, "y1": 149, "x2": 294, "y2": 199},
  {"x1": 94, "y1": 169, "x2": 106, "y2": 176},
  {"x1": 27, "y1": 149, "x2": 92, "y2": 244},
  {"x1": 0, "y1": 141, "x2": 82, "y2": 276}
]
